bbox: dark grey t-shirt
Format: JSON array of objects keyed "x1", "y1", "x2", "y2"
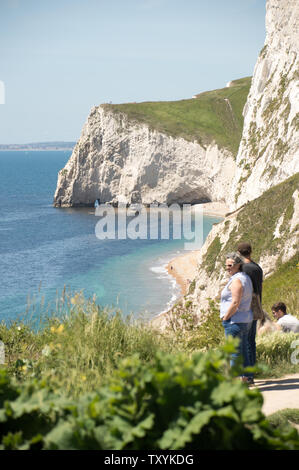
[{"x1": 242, "y1": 261, "x2": 263, "y2": 300}]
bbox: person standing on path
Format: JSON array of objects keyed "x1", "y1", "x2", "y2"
[
  {"x1": 237, "y1": 242, "x2": 263, "y2": 385},
  {"x1": 220, "y1": 252, "x2": 253, "y2": 383}
]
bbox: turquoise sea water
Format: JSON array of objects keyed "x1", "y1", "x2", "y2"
[{"x1": 0, "y1": 151, "x2": 221, "y2": 324}]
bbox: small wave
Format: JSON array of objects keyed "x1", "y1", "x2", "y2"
[
  {"x1": 149, "y1": 265, "x2": 168, "y2": 275},
  {"x1": 149, "y1": 259, "x2": 181, "y2": 316},
  {"x1": 159, "y1": 290, "x2": 181, "y2": 315}
]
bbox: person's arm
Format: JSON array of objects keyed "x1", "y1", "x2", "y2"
[
  {"x1": 273, "y1": 315, "x2": 283, "y2": 331},
  {"x1": 222, "y1": 279, "x2": 243, "y2": 321}
]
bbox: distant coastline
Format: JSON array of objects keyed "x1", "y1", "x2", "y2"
[{"x1": 0, "y1": 142, "x2": 76, "y2": 151}]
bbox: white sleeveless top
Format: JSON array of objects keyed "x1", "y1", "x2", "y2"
[{"x1": 220, "y1": 272, "x2": 253, "y2": 323}]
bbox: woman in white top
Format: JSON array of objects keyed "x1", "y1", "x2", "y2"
[{"x1": 220, "y1": 252, "x2": 253, "y2": 383}]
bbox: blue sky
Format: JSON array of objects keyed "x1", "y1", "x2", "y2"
[{"x1": 0, "y1": 0, "x2": 266, "y2": 144}]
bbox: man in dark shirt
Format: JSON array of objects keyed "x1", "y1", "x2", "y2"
[{"x1": 237, "y1": 242, "x2": 263, "y2": 384}]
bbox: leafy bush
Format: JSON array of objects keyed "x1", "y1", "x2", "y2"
[
  {"x1": 1, "y1": 340, "x2": 298, "y2": 450},
  {"x1": 0, "y1": 370, "x2": 73, "y2": 450},
  {"x1": 267, "y1": 409, "x2": 299, "y2": 433}
]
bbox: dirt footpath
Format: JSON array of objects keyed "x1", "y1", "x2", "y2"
[{"x1": 253, "y1": 374, "x2": 299, "y2": 416}]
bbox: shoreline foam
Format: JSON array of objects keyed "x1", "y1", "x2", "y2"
[{"x1": 150, "y1": 201, "x2": 227, "y2": 330}]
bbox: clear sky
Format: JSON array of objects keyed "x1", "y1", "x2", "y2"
[{"x1": 0, "y1": 0, "x2": 266, "y2": 144}]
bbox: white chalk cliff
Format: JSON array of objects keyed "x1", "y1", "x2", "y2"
[
  {"x1": 168, "y1": 0, "x2": 299, "y2": 317},
  {"x1": 54, "y1": 0, "x2": 298, "y2": 317},
  {"x1": 55, "y1": 0, "x2": 298, "y2": 212},
  {"x1": 54, "y1": 106, "x2": 235, "y2": 207},
  {"x1": 229, "y1": 0, "x2": 299, "y2": 209}
]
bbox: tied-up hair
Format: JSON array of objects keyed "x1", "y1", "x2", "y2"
[{"x1": 226, "y1": 252, "x2": 245, "y2": 270}]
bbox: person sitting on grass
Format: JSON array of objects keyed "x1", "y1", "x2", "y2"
[{"x1": 271, "y1": 302, "x2": 299, "y2": 333}]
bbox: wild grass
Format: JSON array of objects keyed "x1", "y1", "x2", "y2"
[
  {"x1": 262, "y1": 256, "x2": 299, "y2": 317},
  {"x1": 267, "y1": 409, "x2": 299, "y2": 432},
  {"x1": 1, "y1": 268, "x2": 298, "y2": 398},
  {"x1": 256, "y1": 331, "x2": 299, "y2": 373},
  {"x1": 164, "y1": 299, "x2": 224, "y2": 353},
  {"x1": 215, "y1": 173, "x2": 299, "y2": 264},
  {"x1": 0, "y1": 292, "x2": 175, "y2": 397}
]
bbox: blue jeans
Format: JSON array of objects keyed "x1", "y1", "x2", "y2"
[
  {"x1": 222, "y1": 320, "x2": 253, "y2": 377},
  {"x1": 248, "y1": 320, "x2": 257, "y2": 368}
]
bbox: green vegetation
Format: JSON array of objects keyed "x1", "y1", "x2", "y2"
[
  {"x1": 259, "y1": 45, "x2": 268, "y2": 60},
  {"x1": 0, "y1": 293, "x2": 174, "y2": 397},
  {"x1": 1, "y1": 341, "x2": 298, "y2": 450},
  {"x1": 291, "y1": 112, "x2": 299, "y2": 130},
  {"x1": 267, "y1": 409, "x2": 299, "y2": 433},
  {"x1": 1, "y1": 145, "x2": 298, "y2": 449},
  {"x1": 166, "y1": 299, "x2": 224, "y2": 353},
  {"x1": 273, "y1": 138, "x2": 290, "y2": 162},
  {"x1": 103, "y1": 77, "x2": 251, "y2": 155},
  {"x1": 0, "y1": 291, "x2": 298, "y2": 448},
  {"x1": 242, "y1": 66, "x2": 296, "y2": 170},
  {"x1": 206, "y1": 172, "x2": 299, "y2": 266},
  {"x1": 168, "y1": 295, "x2": 299, "y2": 378},
  {"x1": 262, "y1": 255, "x2": 299, "y2": 315},
  {"x1": 256, "y1": 331, "x2": 299, "y2": 371},
  {"x1": 204, "y1": 236, "x2": 222, "y2": 275}
]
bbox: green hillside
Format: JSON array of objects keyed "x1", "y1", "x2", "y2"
[
  {"x1": 212, "y1": 172, "x2": 299, "y2": 262},
  {"x1": 102, "y1": 77, "x2": 251, "y2": 156},
  {"x1": 202, "y1": 172, "x2": 299, "y2": 311},
  {"x1": 262, "y1": 255, "x2": 299, "y2": 315}
]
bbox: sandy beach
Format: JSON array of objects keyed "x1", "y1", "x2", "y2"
[
  {"x1": 150, "y1": 201, "x2": 227, "y2": 330},
  {"x1": 166, "y1": 251, "x2": 199, "y2": 296},
  {"x1": 166, "y1": 201, "x2": 228, "y2": 295}
]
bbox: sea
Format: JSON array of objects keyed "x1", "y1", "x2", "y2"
[{"x1": 0, "y1": 150, "x2": 221, "y2": 326}]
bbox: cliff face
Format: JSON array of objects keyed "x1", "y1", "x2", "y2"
[
  {"x1": 182, "y1": 173, "x2": 299, "y2": 315},
  {"x1": 54, "y1": 0, "x2": 298, "y2": 211},
  {"x1": 54, "y1": 106, "x2": 235, "y2": 207},
  {"x1": 229, "y1": 0, "x2": 299, "y2": 209},
  {"x1": 170, "y1": 0, "x2": 299, "y2": 321}
]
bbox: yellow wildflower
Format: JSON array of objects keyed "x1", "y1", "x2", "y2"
[
  {"x1": 56, "y1": 324, "x2": 64, "y2": 334},
  {"x1": 71, "y1": 293, "x2": 80, "y2": 305}
]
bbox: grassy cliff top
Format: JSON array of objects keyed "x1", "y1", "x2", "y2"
[
  {"x1": 221, "y1": 172, "x2": 299, "y2": 262},
  {"x1": 102, "y1": 77, "x2": 251, "y2": 155},
  {"x1": 203, "y1": 172, "x2": 299, "y2": 277},
  {"x1": 202, "y1": 173, "x2": 299, "y2": 304}
]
